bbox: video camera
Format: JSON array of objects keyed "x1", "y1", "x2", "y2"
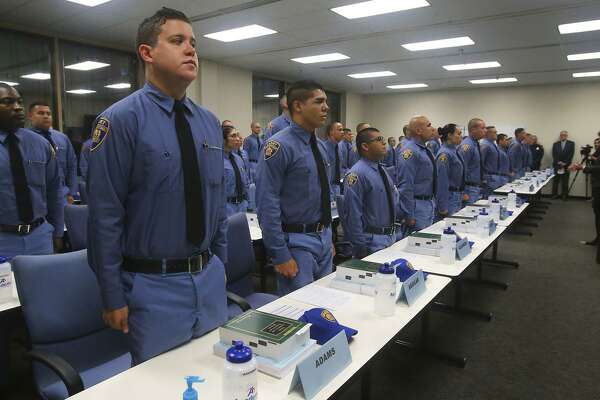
[{"x1": 581, "y1": 144, "x2": 593, "y2": 157}]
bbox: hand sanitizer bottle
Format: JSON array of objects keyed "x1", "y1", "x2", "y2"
[
  {"x1": 0, "y1": 257, "x2": 12, "y2": 303},
  {"x1": 374, "y1": 263, "x2": 397, "y2": 317},
  {"x1": 182, "y1": 376, "x2": 205, "y2": 400},
  {"x1": 223, "y1": 341, "x2": 257, "y2": 400},
  {"x1": 507, "y1": 190, "x2": 517, "y2": 210},
  {"x1": 478, "y1": 210, "x2": 491, "y2": 236},
  {"x1": 440, "y1": 228, "x2": 456, "y2": 264},
  {"x1": 489, "y1": 199, "x2": 501, "y2": 222}
]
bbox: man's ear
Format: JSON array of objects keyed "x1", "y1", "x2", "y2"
[{"x1": 138, "y1": 44, "x2": 153, "y2": 64}]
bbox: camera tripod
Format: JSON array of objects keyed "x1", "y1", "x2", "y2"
[{"x1": 567, "y1": 154, "x2": 591, "y2": 198}]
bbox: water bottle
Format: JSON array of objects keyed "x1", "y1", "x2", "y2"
[
  {"x1": 223, "y1": 341, "x2": 257, "y2": 400},
  {"x1": 0, "y1": 257, "x2": 12, "y2": 303},
  {"x1": 440, "y1": 228, "x2": 456, "y2": 264},
  {"x1": 478, "y1": 210, "x2": 491, "y2": 236},
  {"x1": 489, "y1": 199, "x2": 501, "y2": 221},
  {"x1": 507, "y1": 190, "x2": 517, "y2": 210},
  {"x1": 374, "y1": 263, "x2": 397, "y2": 317}
]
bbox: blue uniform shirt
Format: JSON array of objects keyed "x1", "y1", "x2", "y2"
[
  {"x1": 243, "y1": 133, "x2": 262, "y2": 162},
  {"x1": 435, "y1": 144, "x2": 465, "y2": 213},
  {"x1": 396, "y1": 137, "x2": 436, "y2": 220},
  {"x1": 481, "y1": 138, "x2": 501, "y2": 176},
  {"x1": 426, "y1": 139, "x2": 441, "y2": 156},
  {"x1": 79, "y1": 138, "x2": 92, "y2": 178},
  {"x1": 322, "y1": 138, "x2": 343, "y2": 190},
  {"x1": 499, "y1": 146, "x2": 510, "y2": 175},
  {"x1": 33, "y1": 128, "x2": 78, "y2": 197},
  {"x1": 522, "y1": 143, "x2": 532, "y2": 171},
  {"x1": 0, "y1": 128, "x2": 63, "y2": 234},
  {"x1": 87, "y1": 82, "x2": 228, "y2": 310},
  {"x1": 236, "y1": 148, "x2": 252, "y2": 182},
  {"x1": 384, "y1": 145, "x2": 398, "y2": 167},
  {"x1": 224, "y1": 151, "x2": 250, "y2": 199},
  {"x1": 265, "y1": 112, "x2": 291, "y2": 141},
  {"x1": 508, "y1": 139, "x2": 524, "y2": 175},
  {"x1": 459, "y1": 136, "x2": 482, "y2": 184},
  {"x1": 340, "y1": 140, "x2": 358, "y2": 170},
  {"x1": 256, "y1": 122, "x2": 332, "y2": 265}
]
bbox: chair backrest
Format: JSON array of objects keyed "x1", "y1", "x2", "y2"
[
  {"x1": 12, "y1": 250, "x2": 129, "y2": 389},
  {"x1": 225, "y1": 213, "x2": 255, "y2": 297},
  {"x1": 78, "y1": 181, "x2": 88, "y2": 205},
  {"x1": 64, "y1": 205, "x2": 88, "y2": 251}
]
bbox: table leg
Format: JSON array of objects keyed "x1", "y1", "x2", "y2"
[
  {"x1": 481, "y1": 240, "x2": 519, "y2": 268},
  {"x1": 432, "y1": 279, "x2": 493, "y2": 321},
  {"x1": 462, "y1": 261, "x2": 508, "y2": 290}
]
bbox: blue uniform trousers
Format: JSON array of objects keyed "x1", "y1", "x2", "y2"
[
  {"x1": 414, "y1": 199, "x2": 435, "y2": 230},
  {"x1": 464, "y1": 185, "x2": 481, "y2": 205},
  {"x1": 249, "y1": 161, "x2": 258, "y2": 184},
  {"x1": 484, "y1": 174, "x2": 503, "y2": 197},
  {"x1": 122, "y1": 255, "x2": 228, "y2": 365},
  {"x1": 448, "y1": 191, "x2": 464, "y2": 215},
  {"x1": 0, "y1": 222, "x2": 54, "y2": 258},
  {"x1": 362, "y1": 233, "x2": 395, "y2": 257},
  {"x1": 277, "y1": 228, "x2": 332, "y2": 296},
  {"x1": 226, "y1": 200, "x2": 248, "y2": 218}
]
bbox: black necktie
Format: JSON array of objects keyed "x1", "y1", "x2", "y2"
[
  {"x1": 229, "y1": 152, "x2": 243, "y2": 199},
  {"x1": 173, "y1": 100, "x2": 204, "y2": 246},
  {"x1": 255, "y1": 134, "x2": 261, "y2": 151},
  {"x1": 424, "y1": 147, "x2": 437, "y2": 196},
  {"x1": 6, "y1": 132, "x2": 34, "y2": 223},
  {"x1": 392, "y1": 147, "x2": 397, "y2": 166},
  {"x1": 309, "y1": 134, "x2": 331, "y2": 225},
  {"x1": 475, "y1": 140, "x2": 484, "y2": 181},
  {"x1": 378, "y1": 164, "x2": 395, "y2": 226},
  {"x1": 334, "y1": 145, "x2": 340, "y2": 185}
]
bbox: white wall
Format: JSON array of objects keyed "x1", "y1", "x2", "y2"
[
  {"x1": 341, "y1": 92, "x2": 367, "y2": 133},
  {"x1": 364, "y1": 82, "x2": 600, "y2": 196}
]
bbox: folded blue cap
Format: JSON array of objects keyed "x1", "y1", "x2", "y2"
[
  {"x1": 391, "y1": 258, "x2": 428, "y2": 282},
  {"x1": 299, "y1": 308, "x2": 358, "y2": 345}
]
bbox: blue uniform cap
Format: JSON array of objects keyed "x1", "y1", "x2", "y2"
[{"x1": 299, "y1": 308, "x2": 357, "y2": 345}]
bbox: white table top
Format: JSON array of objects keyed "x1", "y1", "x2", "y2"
[
  {"x1": 494, "y1": 175, "x2": 553, "y2": 195},
  {"x1": 68, "y1": 273, "x2": 451, "y2": 400},
  {"x1": 0, "y1": 272, "x2": 20, "y2": 314},
  {"x1": 455, "y1": 203, "x2": 529, "y2": 227},
  {"x1": 364, "y1": 222, "x2": 507, "y2": 277}
]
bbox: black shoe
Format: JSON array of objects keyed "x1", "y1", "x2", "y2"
[{"x1": 585, "y1": 239, "x2": 598, "y2": 246}]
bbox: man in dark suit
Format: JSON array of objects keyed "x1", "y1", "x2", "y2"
[
  {"x1": 552, "y1": 130, "x2": 575, "y2": 200},
  {"x1": 530, "y1": 134, "x2": 544, "y2": 170}
]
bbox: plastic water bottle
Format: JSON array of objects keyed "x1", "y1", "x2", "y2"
[
  {"x1": 440, "y1": 228, "x2": 456, "y2": 264},
  {"x1": 478, "y1": 210, "x2": 491, "y2": 236},
  {"x1": 223, "y1": 341, "x2": 257, "y2": 400},
  {"x1": 507, "y1": 190, "x2": 517, "y2": 210},
  {"x1": 0, "y1": 257, "x2": 12, "y2": 303},
  {"x1": 489, "y1": 199, "x2": 501, "y2": 221},
  {"x1": 374, "y1": 263, "x2": 397, "y2": 317}
]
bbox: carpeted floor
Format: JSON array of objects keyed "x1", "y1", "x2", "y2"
[{"x1": 4, "y1": 198, "x2": 600, "y2": 399}]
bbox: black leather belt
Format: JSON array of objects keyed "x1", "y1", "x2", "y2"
[
  {"x1": 122, "y1": 251, "x2": 211, "y2": 274},
  {"x1": 0, "y1": 218, "x2": 45, "y2": 236},
  {"x1": 465, "y1": 181, "x2": 481, "y2": 187},
  {"x1": 227, "y1": 196, "x2": 247, "y2": 204},
  {"x1": 485, "y1": 173, "x2": 503, "y2": 176},
  {"x1": 414, "y1": 195, "x2": 433, "y2": 200},
  {"x1": 249, "y1": 159, "x2": 258, "y2": 163},
  {"x1": 366, "y1": 226, "x2": 396, "y2": 235},
  {"x1": 449, "y1": 186, "x2": 464, "y2": 192},
  {"x1": 282, "y1": 222, "x2": 330, "y2": 234}
]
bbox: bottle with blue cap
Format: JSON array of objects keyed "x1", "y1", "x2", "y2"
[
  {"x1": 0, "y1": 256, "x2": 13, "y2": 303},
  {"x1": 477, "y1": 209, "x2": 491, "y2": 236},
  {"x1": 182, "y1": 376, "x2": 204, "y2": 400},
  {"x1": 507, "y1": 190, "x2": 517, "y2": 209},
  {"x1": 374, "y1": 263, "x2": 397, "y2": 317},
  {"x1": 440, "y1": 228, "x2": 456, "y2": 264},
  {"x1": 489, "y1": 199, "x2": 501, "y2": 221},
  {"x1": 223, "y1": 340, "x2": 257, "y2": 400}
]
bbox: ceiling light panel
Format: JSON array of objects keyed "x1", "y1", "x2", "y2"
[
  {"x1": 387, "y1": 83, "x2": 428, "y2": 89},
  {"x1": 204, "y1": 24, "x2": 277, "y2": 42},
  {"x1": 65, "y1": 61, "x2": 110, "y2": 71},
  {"x1": 331, "y1": 0, "x2": 430, "y2": 20},
  {"x1": 66, "y1": 0, "x2": 112, "y2": 6},
  {"x1": 66, "y1": 89, "x2": 96, "y2": 94},
  {"x1": 402, "y1": 36, "x2": 475, "y2": 51},
  {"x1": 264, "y1": 94, "x2": 279, "y2": 98},
  {"x1": 0, "y1": 81, "x2": 19, "y2": 86},
  {"x1": 559, "y1": 19, "x2": 600, "y2": 35},
  {"x1": 105, "y1": 83, "x2": 131, "y2": 89},
  {"x1": 21, "y1": 73, "x2": 51, "y2": 80},
  {"x1": 443, "y1": 61, "x2": 501, "y2": 71},
  {"x1": 573, "y1": 71, "x2": 600, "y2": 78},
  {"x1": 348, "y1": 71, "x2": 396, "y2": 79},
  {"x1": 291, "y1": 53, "x2": 350, "y2": 64},
  {"x1": 470, "y1": 77, "x2": 518, "y2": 84},
  {"x1": 567, "y1": 52, "x2": 600, "y2": 61}
]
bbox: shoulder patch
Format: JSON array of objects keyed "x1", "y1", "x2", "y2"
[
  {"x1": 90, "y1": 117, "x2": 110, "y2": 152},
  {"x1": 264, "y1": 140, "x2": 281, "y2": 160},
  {"x1": 439, "y1": 153, "x2": 448, "y2": 163},
  {"x1": 462, "y1": 144, "x2": 470, "y2": 152},
  {"x1": 402, "y1": 149, "x2": 413, "y2": 160},
  {"x1": 346, "y1": 172, "x2": 359, "y2": 187}
]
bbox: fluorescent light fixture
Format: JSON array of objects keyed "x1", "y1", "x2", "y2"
[
  {"x1": 264, "y1": 94, "x2": 279, "y2": 98},
  {"x1": 65, "y1": 61, "x2": 110, "y2": 71},
  {"x1": 559, "y1": 19, "x2": 600, "y2": 35},
  {"x1": 567, "y1": 52, "x2": 600, "y2": 61},
  {"x1": 66, "y1": 0, "x2": 112, "y2": 6},
  {"x1": 204, "y1": 24, "x2": 277, "y2": 43},
  {"x1": 348, "y1": 71, "x2": 396, "y2": 79},
  {"x1": 291, "y1": 53, "x2": 350, "y2": 64},
  {"x1": 66, "y1": 89, "x2": 96, "y2": 94},
  {"x1": 470, "y1": 77, "x2": 518, "y2": 84},
  {"x1": 402, "y1": 36, "x2": 475, "y2": 51},
  {"x1": 105, "y1": 83, "x2": 131, "y2": 89},
  {"x1": 387, "y1": 83, "x2": 428, "y2": 89},
  {"x1": 0, "y1": 81, "x2": 19, "y2": 86},
  {"x1": 331, "y1": 0, "x2": 430, "y2": 20},
  {"x1": 443, "y1": 61, "x2": 501, "y2": 71},
  {"x1": 573, "y1": 71, "x2": 600, "y2": 78},
  {"x1": 21, "y1": 73, "x2": 51, "y2": 80}
]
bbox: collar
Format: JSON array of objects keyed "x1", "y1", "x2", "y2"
[
  {"x1": 282, "y1": 112, "x2": 291, "y2": 123},
  {"x1": 411, "y1": 136, "x2": 425, "y2": 147},
  {"x1": 362, "y1": 158, "x2": 380, "y2": 171},
  {"x1": 32, "y1": 127, "x2": 51, "y2": 136},
  {"x1": 144, "y1": 82, "x2": 194, "y2": 115},
  {"x1": 289, "y1": 121, "x2": 314, "y2": 144},
  {"x1": 442, "y1": 143, "x2": 456, "y2": 150},
  {"x1": 0, "y1": 128, "x2": 23, "y2": 144}
]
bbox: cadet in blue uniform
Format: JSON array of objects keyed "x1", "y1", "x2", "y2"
[
  {"x1": 264, "y1": 96, "x2": 291, "y2": 141},
  {"x1": 508, "y1": 128, "x2": 526, "y2": 179},
  {"x1": 243, "y1": 122, "x2": 262, "y2": 182},
  {"x1": 256, "y1": 80, "x2": 333, "y2": 296},
  {"x1": 233, "y1": 135, "x2": 251, "y2": 184},
  {"x1": 481, "y1": 126, "x2": 503, "y2": 196},
  {"x1": 87, "y1": 8, "x2": 228, "y2": 365},
  {"x1": 343, "y1": 128, "x2": 405, "y2": 258},
  {"x1": 396, "y1": 115, "x2": 437, "y2": 231},
  {"x1": 0, "y1": 83, "x2": 64, "y2": 257},
  {"x1": 223, "y1": 126, "x2": 249, "y2": 216},
  {"x1": 384, "y1": 137, "x2": 397, "y2": 167},
  {"x1": 322, "y1": 122, "x2": 344, "y2": 196},
  {"x1": 435, "y1": 124, "x2": 467, "y2": 217},
  {"x1": 426, "y1": 128, "x2": 441, "y2": 156},
  {"x1": 497, "y1": 133, "x2": 512, "y2": 185},
  {"x1": 459, "y1": 118, "x2": 486, "y2": 203},
  {"x1": 29, "y1": 101, "x2": 78, "y2": 204},
  {"x1": 523, "y1": 133, "x2": 533, "y2": 172}
]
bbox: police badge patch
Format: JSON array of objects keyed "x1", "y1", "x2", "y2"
[
  {"x1": 264, "y1": 140, "x2": 281, "y2": 160},
  {"x1": 462, "y1": 144, "x2": 470, "y2": 152},
  {"x1": 439, "y1": 153, "x2": 448, "y2": 163},
  {"x1": 90, "y1": 117, "x2": 110, "y2": 152},
  {"x1": 402, "y1": 149, "x2": 413, "y2": 160},
  {"x1": 346, "y1": 172, "x2": 358, "y2": 186},
  {"x1": 321, "y1": 309, "x2": 337, "y2": 322}
]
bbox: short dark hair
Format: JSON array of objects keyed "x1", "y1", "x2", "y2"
[
  {"x1": 286, "y1": 80, "x2": 325, "y2": 116},
  {"x1": 402, "y1": 125, "x2": 409, "y2": 135},
  {"x1": 486, "y1": 126, "x2": 496, "y2": 130},
  {"x1": 356, "y1": 122, "x2": 370, "y2": 134},
  {"x1": 222, "y1": 126, "x2": 236, "y2": 141},
  {"x1": 356, "y1": 127, "x2": 380, "y2": 156},
  {"x1": 28, "y1": 101, "x2": 50, "y2": 112},
  {"x1": 438, "y1": 123, "x2": 458, "y2": 143},
  {"x1": 497, "y1": 133, "x2": 508, "y2": 142},
  {"x1": 136, "y1": 7, "x2": 190, "y2": 60},
  {"x1": 0, "y1": 82, "x2": 14, "y2": 92},
  {"x1": 325, "y1": 122, "x2": 341, "y2": 137},
  {"x1": 514, "y1": 127, "x2": 525, "y2": 136}
]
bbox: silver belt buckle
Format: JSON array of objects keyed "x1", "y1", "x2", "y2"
[
  {"x1": 316, "y1": 223, "x2": 326, "y2": 233},
  {"x1": 17, "y1": 224, "x2": 31, "y2": 235},
  {"x1": 188, "y1": 255, "x2": 203, "y2": 274}
]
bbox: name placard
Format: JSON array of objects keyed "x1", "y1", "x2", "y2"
[
  {"x1": 456, "y1": 237, "x2": 471, "y2": 260},
  {"x1": 396, "y1": 269, "x2": 426, "y2": 306},
  {"x1": 288, "y1": 331, "x2": 352, "y2": 399}
]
